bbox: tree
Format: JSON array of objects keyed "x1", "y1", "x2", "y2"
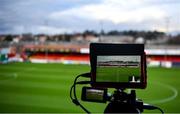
[
  {"x1": 83, "y1": 30, "x2": 98, "y2": 36},
  {"x1": 107, "y1": 30, "x2": 122, "y2": 35},
  {"x1": 168, "y1": 34, "x2": 180, "y2": 44},
  {"x1": 4, "y1": 35, "x2": 13, "y2": 42}
]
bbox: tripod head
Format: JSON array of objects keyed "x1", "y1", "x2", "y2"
[{"x1": 104, "y1": 89, "x2": 143, "y2": 113}]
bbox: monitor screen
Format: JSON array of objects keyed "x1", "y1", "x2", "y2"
[{"x1": 96, "y1": 55, "x2": 141, "y2": 83}]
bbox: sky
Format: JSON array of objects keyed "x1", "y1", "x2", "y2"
[{"x1": 0, "y1": 0, "x2": 180, "y2": 34}]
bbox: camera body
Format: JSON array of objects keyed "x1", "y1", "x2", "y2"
[
  {"x1": 81, "y1": 43, "x2": 147, "y2": 104},
  {"x1": 71, "y1": 43, "x2": 163, "y2": 113},
  {"x1": 80, "y1": 43, "x2": 147, "y2": 113}
]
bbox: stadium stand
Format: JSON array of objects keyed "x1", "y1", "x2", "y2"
[
  {"x1": 23, "y1": 44, "x2": 90, "y2": 64},
  {"x1": 29, "y1": 53, "x2": 89, "y2": 64},
  {"x1": 1, "y1": 38, "x2": 180, "y2": 67}
]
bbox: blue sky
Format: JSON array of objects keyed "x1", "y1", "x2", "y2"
[{"x1": 0, "y1": 0, "x2": 180, "y2": 34}]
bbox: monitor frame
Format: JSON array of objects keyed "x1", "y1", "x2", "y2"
[{"x1": 90, "y1": 43, "x2": 147, "y2": 89}]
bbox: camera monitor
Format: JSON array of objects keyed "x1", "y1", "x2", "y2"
[{"x1": 90, "y1": 43, "x2": 147, "y2": 89}]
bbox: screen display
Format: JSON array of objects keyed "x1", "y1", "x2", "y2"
[
  {"x1": 96, "y1": 55, "x2": 141, "y2": 83},
  {"x1": 86, "y1": 89, "x2": 104, "y2": 101},
  {"x1": 81, "y1": 87, "x2": 107, "y2": 103}
]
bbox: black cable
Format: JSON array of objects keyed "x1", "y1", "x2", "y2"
[
  {"x1": 156, "y1": 107, "x2": 164, "y2": 114},
  {"x1": 70, "y1": 84, "x2": 74, "y2": 100},
  {"x1": 135, "y1": 108, "x2": 141, "y2": 114},
  {"x1": 70, "y1": 73, "x2": 90, "y2": 100},
  {"x1": 143, "y1": 104, "x2": 164, "y2": 114},
  {"x1": 70, "y1": 73, "x2": 89, "y2": 101},
  {"x1": 76, "y1": 81, "x2": 91, "y2": 84},
  {"x1": 70, "y1": 81, "x2": 90, "y2": 100},
  {"x1": 73, "y1": 81, "x2": 90, "y2": 113},
  {"x1": 80, "y1": 72, "x2": 91, "y2": 78},
  {"x1": 70, "y1": 73, "x2": 91, "y2": 114},
  {"x1": 73, "y1": 75, "x2": 82, "y2": 101}
]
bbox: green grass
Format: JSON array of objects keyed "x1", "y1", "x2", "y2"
[
  {"x1": 96, "y1": 67, "x2": 140, "y2": 82},
  {"x1": 0, "y1": 63, "x2": 180, "y2": 113}
]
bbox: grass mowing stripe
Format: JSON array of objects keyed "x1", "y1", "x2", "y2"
[
  {"x1": 0, "y1": 92, "x2": 79, "y2": 112},
  {"x1": 19, "y1": 72, "x2": 76, "y2": 80},
  {"x1": 0, "y1": 83, "x2": 69, "y2": 97},
  {"x1": 0, "y1": 103, "x2": 78, "y2": 113},
  {"x1": 0, "y1": 70, "x2": 80, "y2": 100},
  {"x1": 0, "y1": 79, "x2": 71, "y2": 91},
  {"x1": 16, "y1": 77, "x2": 73, "y2": 86},
  {"x1": 16, "y1": 74, "x2": 75, "y2": 83},
  {"x1": 0, "y1": 71, "x2": 77, "y2": 83},
  {"x1": 0, "y1": 77, "x2": 82, "y2": 98},
  {"x1": 0, "y1": 67, "x2": 84, "y2": 75},
  {"x1": 0, "y1": 63, "x2": 90, "y2": 73},
  {"x1": 0, "y1": 72, "x2": 75, "y2": 86}
]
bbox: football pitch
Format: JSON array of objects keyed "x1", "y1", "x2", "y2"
[
  {"x1": 0, "y1": 62, "x2": 180, "y2": 113},
  {"x1": 96, "y1": 67, "x2": 140, "y2": 82}
]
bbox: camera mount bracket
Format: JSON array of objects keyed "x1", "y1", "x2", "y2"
[{"x1": 104, "y1": 89, "x2": 143, "y2": 113}]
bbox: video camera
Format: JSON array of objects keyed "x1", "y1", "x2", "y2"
[{"x1": 70, "y1": 43, "x2": 163, "y2": 113}]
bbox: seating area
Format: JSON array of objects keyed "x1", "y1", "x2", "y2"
[
  {"x1": 148, "y1": 55, "x2": 180, "y2": 62},
  {"x1": 29, "y1": 53, "x2": 90, "y2": 64}
]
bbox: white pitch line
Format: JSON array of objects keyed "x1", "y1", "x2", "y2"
[
  {"x1": 0, "y1": 73, "x2": 18, "y2": 81},
  {"x1": 148, "y1": 81, "x2": 178, "y2": 104}
]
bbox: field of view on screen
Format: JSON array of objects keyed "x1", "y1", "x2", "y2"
[{"x1": 96, "y1": 55, "x2": 141, "y2": 83}]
